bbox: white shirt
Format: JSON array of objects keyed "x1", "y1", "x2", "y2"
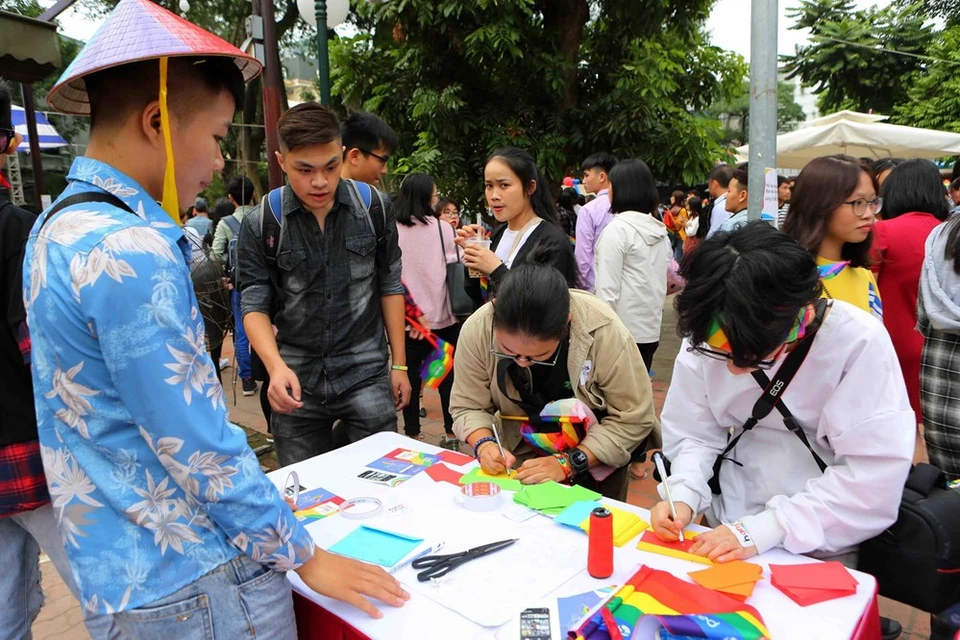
[
  {"x1": 495, "y1": 219, "x2": 542, "y2": 268},
  {"x1": 594, "y1": 212, "x2": 671, "y2": 343},
  {"x1": 706, "y1": 194, "x2": 728, "y2": 238},
  {"x1": 660, "y1": 301, "x2": 914, "y2": 556}
]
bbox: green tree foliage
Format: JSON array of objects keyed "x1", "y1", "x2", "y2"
[
  {"x1": 331, "y1": 0, "x2": 745, "y2": 205},
  {"x1": 919, "y1": 0, "x2": 960, "y2": 23},
  {"x1": 704, "y1": 80, "x2": 807, "y2": 145},
  {"x1": 892, "y1": 25, "x2": 960, "y2": 131},
  {"x1": 782, "y1": 0, "x2": 929, "y2": 115}
]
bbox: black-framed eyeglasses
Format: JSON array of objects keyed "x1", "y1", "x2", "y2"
[
  {"x1": 490, "y1": 326, "x2": 566, "y2": 367},
  {"x1": 0, "y1": 127, "x2": 16, "y2": 152},
  {"x1": 688, "y1": 343, "x2": 784, "y2": 371},
  {"x1": 842, "y1": 197, "x2": 883, "y2": 216},
  {"x1": 360, "y1": 149, "x2": 390, "y2": 165}
]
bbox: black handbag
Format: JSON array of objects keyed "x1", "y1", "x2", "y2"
[
  {"x1": 439, "y1": 222, "x2": 473, "y2": 316},
  {"x1": 857, "y1": 464, "x2": 960, "y2": 613}
]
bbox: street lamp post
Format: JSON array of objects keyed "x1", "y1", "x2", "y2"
[{"x1": 314, "y1": 0, "x2": 331, "y2": 105}]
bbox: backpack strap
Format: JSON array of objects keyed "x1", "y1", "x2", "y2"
[
  {"x1": 260, "y1": 186, "x2": 284, "y2": 266},
  {"x1": 40, "y1": 191, "x2": 136, "y2": 230},
  {"x1": 707, "y1": 300, "x2": 827, "y2": 495},
  {"x1": 344, "y1": 179, "x2": 388, "y2": 278},
  {"x1": 222, "y1": 215, "x2": 241, "y2": 236}
]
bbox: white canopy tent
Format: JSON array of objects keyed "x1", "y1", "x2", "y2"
[{"x1": 736, "y1": 111, "x2": 960, "y2": 169}]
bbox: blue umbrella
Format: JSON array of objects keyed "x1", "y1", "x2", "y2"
[{"x1": 11, "y1": 104, "x2": 68, "y2": 151}]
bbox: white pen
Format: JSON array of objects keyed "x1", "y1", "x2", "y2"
[
  {"x1": 491, "y1": 422, "x2": 512, "y2": 476},
  {"x1": 653, "y1": 452, "x2": 684, "y2": 542},
  {"x1": 390, "y1": 542, "x2": 444, "y2": 575}
]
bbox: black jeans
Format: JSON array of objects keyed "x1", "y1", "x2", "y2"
[
  {"x1": 402, "y1": 324, "x2": 460, "y2": 436},
  {"x1": 636, "y1": 341, "x2": 659, "y2": 372}
]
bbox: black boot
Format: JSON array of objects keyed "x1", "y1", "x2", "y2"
[{"x1": 880, "y1": 616, "x2": 902, "y2": 640}]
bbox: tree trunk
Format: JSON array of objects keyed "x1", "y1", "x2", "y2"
[
  {"x1": 239, "y1": 80, "x2": 266, "y2": 199},
  {"x1": 543, "y1": 0, "x2": 589, "y2": 111}
]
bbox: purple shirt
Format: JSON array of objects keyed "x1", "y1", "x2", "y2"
[{"x1": 574, "y1": 190, "x2": 614, "y2": 292}]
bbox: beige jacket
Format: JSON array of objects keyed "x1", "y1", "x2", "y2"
[{"x1": 450, "y1": 290, "x2": 661, "y2": 468}]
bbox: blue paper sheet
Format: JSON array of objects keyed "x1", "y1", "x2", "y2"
[
  {"x1": 328, "y1": 525, "x2": 424, "y2": 567},
  {"x1": 553, "y1": 500, "x2": 603, "y2": 530}
]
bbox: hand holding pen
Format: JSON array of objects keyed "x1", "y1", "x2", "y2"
[{"x1": 650, "y1": 452, "x2": 694, "y2": 543}]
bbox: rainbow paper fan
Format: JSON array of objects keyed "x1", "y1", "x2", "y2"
[{"x1": 406, "y1": 317, "x2": 455, "y2": 389}]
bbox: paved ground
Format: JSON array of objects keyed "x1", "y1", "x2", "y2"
[{"x1": 32, "y1": 297, "x2": 931, "y2": 639}]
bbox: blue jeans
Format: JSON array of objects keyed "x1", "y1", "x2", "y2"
[
  {"x1": 0, "y1": 504, "x2": 119, "y2": 640},
  {"x1": 232, "y1": 290, "x2": 252, "y2": 381},
  {"x1": 111, "y1": 555, "x2": 296, "y2": 639}
]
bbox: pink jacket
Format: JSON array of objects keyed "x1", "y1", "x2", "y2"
[{"x1": 397, "y1": 217, "x2": 460, "y2": 329}]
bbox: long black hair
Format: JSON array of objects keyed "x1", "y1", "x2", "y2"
[
  {"x1": 493, "y1": 246, "x2": 570, "y2": 341},
  {"x1": 677, "y1": 221, "x2": 821, "y2": 368},
  {"x1": 486, "y1": 147, "x2": 560, "y2": 226},
  {"x1": 395, "y1": 173, "x2": 436, "y2": 226}
]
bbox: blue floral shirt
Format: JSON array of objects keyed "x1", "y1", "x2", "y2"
[{"x1": 23, "y1": 158, "x2": 315, "y2": 616}]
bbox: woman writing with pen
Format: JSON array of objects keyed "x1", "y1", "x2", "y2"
[{"x1": 448, "y1": 250, "x2": 661, "y2": 501}]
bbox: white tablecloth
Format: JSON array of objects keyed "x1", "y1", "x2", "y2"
[{"x1": 267, "y1": 432, "x2": 875, "y2": 640}]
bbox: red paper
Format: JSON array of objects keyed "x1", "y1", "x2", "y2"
[
  {"x1": 424, "y1": 463, "x2": 464, "y2": 486},
  {"x1": 438, "y1": 450, "x2": 474, "y2": 466},
  {"x1": 639, "y1": 529, "x2": 700, "y2": 554},
  {"x1": 769, "y1": 562, "x2": 857, "y2": 590}
]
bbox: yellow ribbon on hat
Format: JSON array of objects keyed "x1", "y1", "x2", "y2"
[{"x1": 158, "y1": 57, "x2": 181, "y2": 225}]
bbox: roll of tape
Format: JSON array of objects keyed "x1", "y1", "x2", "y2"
[
  {"x1": 458, "y1": 482, "x2": 502, "y2": 512},
  {"x1": 283, "y1": 471, "x2": 300, "y2": 510},
  {"x1": 339, "y1": 497, "x2": 383, "y2": 519}
]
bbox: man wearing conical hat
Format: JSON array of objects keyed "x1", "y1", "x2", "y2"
[{"x1": 21, "y1": 0, "x2": 407, "y2": 633}]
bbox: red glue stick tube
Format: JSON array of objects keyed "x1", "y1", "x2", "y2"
[{"x1": 588, "y1": 506, "x2": 614, "y2": 579}]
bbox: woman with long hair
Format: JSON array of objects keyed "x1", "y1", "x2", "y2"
[
  {"x1": 457, "y1": 147, "x2": 578, "y2": 307},
  {"x1": 782, "y1": 155, "x2": 883, "y2": 320},
  {"x1": 872, "y1": 159, "x2": 950, "y2": 428},
  {"x1": 395, "y1": 173, "x2": 461, "y2": 447},
  {"x1": 594, "y1": 159, "x2": 671, "y2": 371},
  {"x1": 449, "y1": 251, "x2": 660, "y2": 500}
]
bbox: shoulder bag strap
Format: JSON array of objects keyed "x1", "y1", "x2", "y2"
[
  {"x1": 261, "y1": 186, "x2": 284, "y2": 265},
  {"x1": 40, "y1": 191, "x2": 135, "y2": 230}
]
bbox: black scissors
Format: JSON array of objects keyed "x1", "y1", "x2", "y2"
[{"x1": 411, "y1": 538, "x2": 518, "y2": 582}]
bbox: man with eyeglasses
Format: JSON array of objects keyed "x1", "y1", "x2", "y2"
[
  {"x1": 341, "y1": 111, "x2": 397, "y2": 188},
  {"x1": 650, "y1": 223, "x2": 913, "y2": 602}
]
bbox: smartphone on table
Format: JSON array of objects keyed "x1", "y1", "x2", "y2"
[{"x1": 519, "y1": 607, "x2": 552, "y2": 640}]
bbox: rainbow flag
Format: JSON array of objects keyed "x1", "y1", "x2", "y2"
[
  {"x1": 817, "y1": 261, "x2": 849, "y2": 281},
  {"x1": 406, "y1": 317, "x2": 455, "y2": 389},
  {"x1": 569, "y1": 565, "x2": 770, "y2": 640}
]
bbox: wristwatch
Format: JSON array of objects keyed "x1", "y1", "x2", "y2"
[{"x1": 568, "y1": 448, "x2": 589, "y2": 476}]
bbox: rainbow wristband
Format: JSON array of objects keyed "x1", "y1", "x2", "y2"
[
  {"x1": 554, "y1": 453, "x2": 573, "y2": 482},
  {"x1": 472, "y1": 436, "x2": 497, "y2": 459}
]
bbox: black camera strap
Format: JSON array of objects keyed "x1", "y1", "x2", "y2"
[{"x1": 708, "y1": 300, "x2": 830, "y2": 495}]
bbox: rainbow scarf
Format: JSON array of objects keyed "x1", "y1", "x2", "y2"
[
  {"x1": 520, "y1": 399, "x2": 615, "y2": 482},
  {"x1": 817, "y1": 260, "x2": 849, "y2": 281},
  {"x1": 406, "y1": 317, "x2": 454, "y2": 389},
  {"x1": 570, "y1": 565, "x2": 770, "y2": 640}
]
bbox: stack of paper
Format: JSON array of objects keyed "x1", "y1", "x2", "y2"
[
  {"x1": 553, "y1": 501, "x2": 649, "y2": 546},
  {"x1": 513, "y1": 482, "x2": 602, "y2": 515},
  {"x1": 635, "y1": 530, "x2": 711, "y2": 565},
  {"x1": 459, "y1": 466, "x2": 522, "y2": 491},
  {"x1": 424, "y1": 462, "x2": 464, "y2": 486},
  {"x1": 769, "y1": 562, "x2": 858, "y2": 606},
  {"x1": 688, "y1": 561, "x2": 763, "y2": 602}
]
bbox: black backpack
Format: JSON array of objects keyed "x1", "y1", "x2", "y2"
[{"x1": 857, "y1": 464, "x2": 960, "y2": 613}]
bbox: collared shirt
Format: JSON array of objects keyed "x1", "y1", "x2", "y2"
[
  {"x1": 574, "y1": 190, "x2": 613, "y2": 292},
  {"x1": 238, "y1": 182, "x2": 404, "y2": 395},
  {"x1": 23, "y1": 157, "x2": 314, "y2": 615},
  {"x1": 719, "y1": 209, "x2": 775, "y2": 233},
  {"x1": 706, "y1": 194, "x2": 728, "y2": 238}
]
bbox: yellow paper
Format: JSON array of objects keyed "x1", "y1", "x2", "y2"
[
  {"x1": 579, "y1": 505, "x2": 649, "y2": 547},
  {"x1": 636, "y1": 531, "x2": 712, "y2": 566}
]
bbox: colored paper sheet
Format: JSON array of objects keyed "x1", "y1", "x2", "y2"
[
  {"x1": 365, "y1": 448, "x2": 441, "y2": 476},
  {"x1": 553, "y1": 500, "x2": 603, "y2": 529},
  {"x1": 438, "y1": 449, "x2": 474, "y2": 466},
  {"x1": 514, "y1": 482, "x2": 602, "y2": 513},
  {"x1": 771, "y1": 582, "x2": 856, "y2": 607},
  {"x1": 328, "y1": 525, "x2": 424, "y2": 568},
  {"x1": 459, "y1": 466, "x2": 523, "y2": 491},
  {"x1": 636, "y1": 530, "x2": 712, "y2": 565},
  {"x1": 579, "y1": 505, "x2": 649, "y2": 547},
  {"x1": 292, "y1": 487, "x2": 344, "y2": 522},
  {"x1": 689, "y1": 562, "x2": 764, "y2": 601},
  {"x1": 386, "y1": 448, "x2": 441, "y2": 467},
  {"x1": 557, "y1": 586, "x2": 616, "y2": 632},
  {"x1": 768, "y1": 562, "x2": 857, "y2": 590},
  {"x1": 424, "y1": 462, "x2": 464, "y2": 486}
]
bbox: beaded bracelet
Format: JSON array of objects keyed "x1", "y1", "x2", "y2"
[{"x1": 472, "y1": 436, "x2": 498, "y2": 459}]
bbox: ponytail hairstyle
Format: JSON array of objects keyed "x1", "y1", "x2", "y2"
[
  {"x1": 486, "y1": 147, "x2": 560, "y2": 226},
  {"x1": 395, "y1": 173, "x2": 436, "y2": 227},
  {"x1": 493, "y1": 245, "x2": 570, "y2": 341}
]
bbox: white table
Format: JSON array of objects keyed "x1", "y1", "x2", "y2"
[{"x1": 267, "y1": 432, "x2": 878, "y2": 640}]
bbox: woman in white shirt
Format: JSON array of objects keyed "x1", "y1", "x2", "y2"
[
  {"x1": 594, "y1": 159, "x2": 671, "y2": 371},
  {"x1": 651, "y1": 222, "x2": 913, "y2": 568}
]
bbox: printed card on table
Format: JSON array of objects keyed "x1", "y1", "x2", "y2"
[
  {"x1": 359, "y1": 448, "x2": 442, "y2": 486},
  {"x1": 292, "y1": 487, "x2": 344, "y2": 522}
]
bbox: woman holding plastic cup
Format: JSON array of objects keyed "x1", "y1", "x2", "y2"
[{"x1": 457, "y1": 147, "x2": 578, "y2": 307}]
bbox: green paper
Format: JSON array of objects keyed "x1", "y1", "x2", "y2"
[
  {"x1": 459, "y1": 466, "x2": 523, "y2": 491},
  {"x1": 513, "y1": 482, "x2": 602, "y2": 513}
]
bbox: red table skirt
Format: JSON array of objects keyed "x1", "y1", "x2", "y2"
[{"x1": 294, "y1": 589, "x2": 883, "y2": 639}]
